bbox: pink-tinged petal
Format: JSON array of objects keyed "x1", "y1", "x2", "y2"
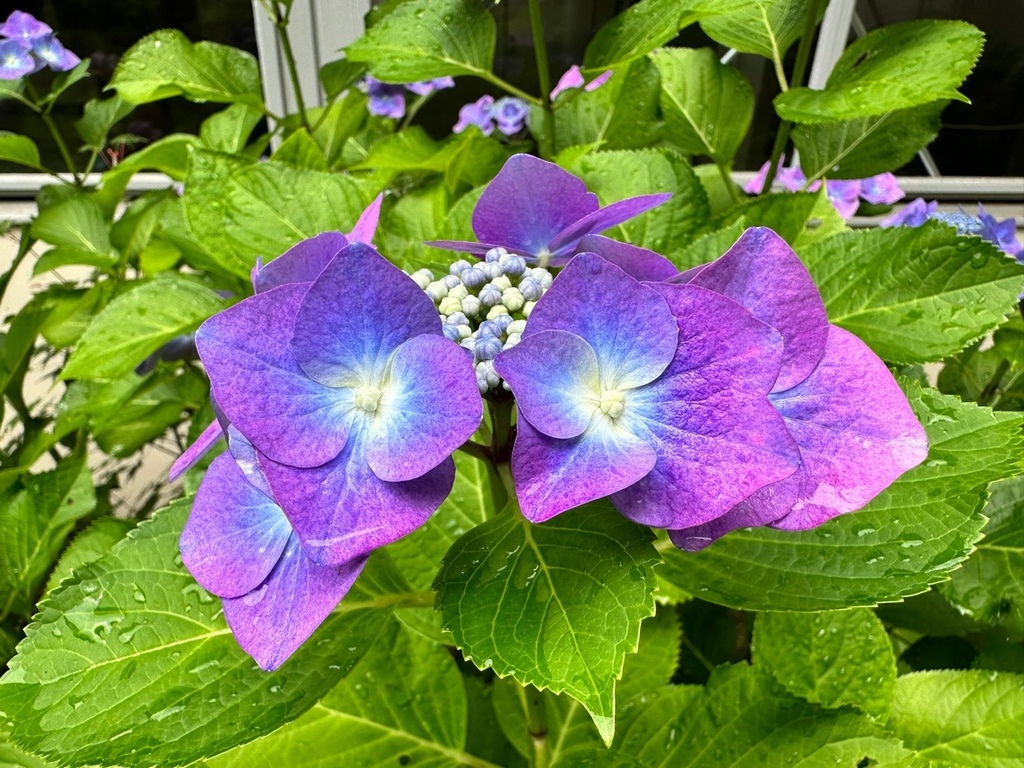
[
  {"x1": 511, "y1": 417, "x2": 656, "y2": 523},
  {"x1": 252, "y1": 232, "x2": 348, "y2": 294},
  {"x1": 744, "y1": 161, "x2": 771, "y2": 194},
  {"x1": 223, "y1": 537, "x2": 366, "y2": 671},
  {"x1": 261, "y1": 425, "x2": 454, "y2": 566},
  {"x1": 472, "y1": 154, "x2": 599, "y2": 256},
  {"x1": 346, "y1": 194, "x2": 383, "y2": 245},
  {"x1": 584, "y1": 70, "x2": 613, "y2": 91},
  {"x1": 859, "y1": 173, "x2": 903, "y2": 205},
  {"x1": 551, "y1": 65, "x2": 585, "y2": 98},
  {"x1": 575, "y1": 235, "x2": 678, "y2": 282},
  {"x1": 668, "y1": 485, "x2": 794, "y2": 551},
  {"x1": 680, "y1": 227, "x2": 828, "y2": 392},
  {"x1": 180, "y1": 453, "x2": 292, "y2": 599},
  {"x1": 196, "y1": 284, "x2": 353, "y2": 468},
  {"x1": 291, "y1": 243, "x2": 442, "y2": 387},
  {"x1": 495, "y1": 329, "x2": 600, "y2": 440},
  {"x1": 826, "y1": 180, "x2": 861, "y2": 219},
  {"x1": 612, "y1": 284, "x2": 799, "y2": 529},
  {"x1": 169, "y1": 418, "x2": 224, "y2": 482},
  {"x1": 548, "y1": 194, "x2": 672, "y2": 257},
  {"x1": 225, "y1": 425, "x2": 273, "y2": 497},
  {"x1": 526, "y1": 253, "x2": 678, "y2": 390},
  {"x1": 365, "y1": 335, "x2": 481, "y2": 482},
  {"x1": 770, "y1": 326, "x2": 929, "y2": 530}
]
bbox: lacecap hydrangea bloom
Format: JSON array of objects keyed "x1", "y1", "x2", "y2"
[
  {"x1": 0, "y1": 10, "x2": 79, "y2": 79},
  {"x1": 883, "y1": 200, "x2": 1022, "y2": 258},
  {"x1": 453, "y1": 95, "x2": 530, "y2": 136}
]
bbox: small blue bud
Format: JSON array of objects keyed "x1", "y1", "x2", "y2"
[
  {"x1": 479, "y1": 284, "x2": 503, "y2": 307},
  {"x1": 442, "y1": 274, "x2": 461, "y2": 289},
  {"x1": 529, "y1": 268, "x2": 554, "y2": 288},
  {"x1": 478, "y1": 319, "x2": 502, "y2": 338},
  {"x1": 460, "y1": 337, "x2": 477, "y2": 353},
  {"x1": 461, "y1": 268, "x2": 486, "y2": 288},
  {"x1": 411, "y1": 269, "x2": 434, "y2": 290},
  {"x1": 446, "y1": 311, "x2": 469, "y2": 326},
  {"x1": 448, "y1": 284, "x2": 469, "y2": 300},
  {"x1": 484, "y1": 247, "x2": 508, "y2": 263},
  {"x1": 442, "y1": 324, "x2": 462, "y2": 342},
  {"x1": 490, "y1": 275, "x2": 512, "y2": 291},
  {"x1": 500, "y1": 254, "x2": 527, "y2": 276},
  {"x1": 492, "y1": 313, "x2": 514, "y2": 331},
  {"x1": 482, "y1": 262, "x2": 504, "y2": 280},
  {"x1": 507, "y1": 319, "x2": 527, "y2": 336},
  {"x1": 425, "y1": 282, "x2": 448, "y2": 302},
  {"x1": 476, "y1": 336, "x2": 503, "y2": 361},
  {"x1": 449, "y1": 260, "x2": 473, "y2": 275},
  {"x1": 461, "y1": 295, "x2": 482, "y2": 317},
  {"x1": 502, "y1": 287, "x2": 525, "y2": 312},
  {"x1": 486, "y1": 305, "x2": 510, "y2": 320},
  {"x1": 519, "y1": 277, "x2": 543, "y2": 301}
]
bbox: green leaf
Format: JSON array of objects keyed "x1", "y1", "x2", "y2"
[
  {"x1": 272, "y1": 130, "x2": 329, "y2": 171},
  {"x1": 0, "y1": 133, "x2": 41, "y2": 170},
  {"x1": 0, "y1": 460, "x2": 96, "y2": 621},
  {"x1": 434, "y1": 501, "x2": 660, "y2": 745},
  {"x1": 754, "y1": 609, "x2": 896, "y2": 720},
  {"x1": 318, "y1": 58, "x2": 366, "y2": 100},
  {"x1": 205, "y1": 619, "x2": 490, "y2": 768},
  {"x1": 939, "y1": 476, "x2": 1024, "y2": 637},
  {"x1": 775, "y1": 20, "x2": 984, "y2": 123},
  {"x1": 184, "y1": 149, "x2": 368, "y2": 278},
  {"x1": 61, "y1": 276, "x2": 226, "y2": 380},
  {"x1": 651, "y1": 47, "x2": 754, "y2": 165},
  {"x1": 888, "y1": 670, "x2": 1024, "y2": 766},
  {"x1": 801, "y1": 223, "x2": 1024, "y2": 364},
  {"x1": 700, "y1": 0, "x2": 819, "y2": 61},
  {"x1": 0, "y1": 501, "x2": 391, "y2": 768},
  {"x1": 346, "y1": 0, "x2": 496, "y2": 82},
  {"x1": 94, "y1": 135, "x2": 200, "y2": 214},
  {"x1": 712, "y1": 189, "x2": 846, "y2": 252},
  {"x1": 200, "y1": 104, "x2": 263, "y2": 153},
  {"x1": 377, "y1": 180, "x2": 453, "y2": 274},
  {"x1": 658, "y1": 382, "x2": 1023, "y2": 612},
  {"x1": 73, "y1": 97, "x2": 133, "y2": 149},
  {"x1": 31, "y1": 195, "x2": 115, "y2": 272},
  {"x1": 0, "y1": 734, "x2": 54, "y2": 768},
  {"x1": 310, "y1": 91, "x2": 368, "y2": 168},
  {"x1": 109, "y1": 29, "x2": 263, "y2": 108},
  {"x1": 569, "y1": 149, "x2": 711, "y2": 253},
  {"x1": 792, "y1": 102, "x2": 946, "y2": 181},
  {"x1": 667, "y1": 219, "x2": 747, "y2": 272},
  {"x1": 41, "y1": 518, "x2": 134, "y2": 598}
]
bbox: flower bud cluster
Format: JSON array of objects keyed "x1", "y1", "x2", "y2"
[{"x1": 413, "y1": 248, "x2": 553, "y2": 394}]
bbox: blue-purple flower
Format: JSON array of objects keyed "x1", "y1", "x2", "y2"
[
  {"x1": 363, "y1": 75, "x2": 455, "y2": 119},
  {"x1": 880, "y1": 197, "x2": 938, "y2": 227},
  {"x1": 0, "y1": 11, "x2": 78, "y2": 77},
  {"x1": 979, "y1": 206, "x2": 1021, "y2": 258},
  {"x1": 882, "y1": 201, "x2": 1023, "y2": 258},
  {"x1": 0, "y1": 37, "x2": 33, "y2": 78},
  {"x1": 453, "y1": 95, "x2": 495, "y2": 136},
  {"x1": 492, "y1": 96, "x2": 529, "y2": 135},
  {"x1": 428, "y1": 154, "x2": 670, "y2": 266},
  {"x1": 745, "y1": 159, "x2": 904, "y2": 218}
]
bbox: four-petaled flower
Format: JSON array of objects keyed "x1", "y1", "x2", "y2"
[{"x1": 0, "y1": 11, "x2": 78, "y2": 78}]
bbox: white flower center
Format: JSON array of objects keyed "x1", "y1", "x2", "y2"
[
  {"x1": 599, "y1": 389, "x2": 625, "y2": 420},
  {"x1": 355, "y1": 385, "x2": 382, "y2": 413}
]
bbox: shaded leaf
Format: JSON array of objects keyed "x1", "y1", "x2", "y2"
[{"x1": 701, "y1": 0, "x2": 819, "y2": 61}]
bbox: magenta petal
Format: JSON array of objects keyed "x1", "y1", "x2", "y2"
[
  {"x1": 291, "y1": 243, "x2": 442, "y2": 387},
  {"x1": 365, "y1": 335, "x2": 481, "y2": 482},
  {"x1": 223, "y1": 537, "x2": 366, "y2": 671},
  {"x1": 526, "y1": 254, "x2": 678, "y2": 390},
  {"x1": 169, "y1": 418, "x2": 224, "y2": 482},
  {"x1": 472, "y1": 154, "x2": 599, "y2": 256},
  {"x1": 770, "y1": 326, "x2": 929, "y2": 531},
  {"x1": 252, "y1": 232, "x2": 348, "y2": 294},
  {"x1": 683, "y1": 227, "x2": 829, "y2": 392},
  {"x1": 180, "y1": 453, "x2": 291, "y2": 599},
  {"x1": 495, "y1": 329, "x2": 600, "y2": 440},
  {"x1": 511, "y1": 418, "x2": 656, "y2": 523},
  {"x1": 261, "y1": 426, "x2": 454, "y2": 566},
  {"x1": 346, "y1": 194, "x2": 383, "y2": 245},
  {"x1": 575, "y1": 235, "x2": 678, "y2": 282},
  {"x1": 611, "y1": 284, "x2": 799, "y2": 529},
  {"x1": 548, "y1": 193, "x2": 672, "y2": 256},
  {"x1": 196, "y1": 284, "x2": 352, "y2": 468}
]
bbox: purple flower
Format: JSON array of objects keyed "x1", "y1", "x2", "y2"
[
  {"x1": 0, "y1": 38, "x2": 33, "y2": 78},
  {"x1": 979, "y1": 205, "x2": 1022, "y2": 258},
  {"x1": 30, "y1": 32, "x2": 79, "y2": 72},
  {"x1": 550, "y1": 65, "x2": 613, "y2": 99},
  {"x1": 406, "y1": 76, "x2": 455, "y2": 96},
  {"x1": 746, "y1": 159, "x2": 905, "y2": 218},
  {"x1": 880, "y1": 198, "x2": 938, "y2": 227},
  {"x1": 0, "y1": 11, "x2": 51, "y2": 49},
  {"x1": 195, "y1": 242, "x2": 482, "y2": 566},
  {"x1": 492, "y1": 96, "x2": 529, "y2": 135},
  {"x1": 428, "y1": 154, "x2": 670, "y2": 266},
  {"x1": 454, "y1": 95, "x2": 495, "y2": 136},
  {"x1": 668, "y1": 228, "x2": 929, "y2": 549},
  {"x1": 826, "y1": 179, "x2": 862, "y2": 219},
  {"x1": 364, "y1": 76, "x2": 406, "y2": 119},
  {"x1": 180, "y1": 427, "x2": 366, "y2": 670},
  {"x1": 493, "y1": 252, "x2": 801, "y2": 527},
  {"x1": 859, "y1": 172, "x2": 903, "y2": 205}
]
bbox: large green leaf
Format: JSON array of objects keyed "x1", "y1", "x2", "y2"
[
  {"x1": 109, "y1": 29, "x2": 262, "y2": 108},
  {"x1": 801, "y1": 223, "x2": 1024, "y2": 364},
  {"x1": 888, "y1": 670, "x2": 1024, "y2": 767},
  {"x1": 346, "y1": 0, "x2": 496, "y2": 82},
  {"x1": 0, "y1": 501, "x2": 392, "y2": 768},
  {"x1": 569, "y1": 149, "x2": 711, "y2": 254},
  {"x1": 31, "y1": 194, "x2": 116, "y2": 273},
  {"x1": 710, "y1": 189, "x2": 846, "y2": 253},
  {"x1": 700, "y1": 0, "x2": 818, "y2": 61},
  {"x1": 184, "y1": 149, "x2": 368, "y2": 278},
  {"x1": 0, "y1": 460, "x2": 96, "y2": 621},
  {"x1": 61, "y1": 275, "x2": 226, "y2": 381},
  {"x1": 73, "y1": 96, "x2": 133, "y2": 149},
  {"x1": 754, "y1": 609, "x2": 896, "y2": 720},
  {"x1": 41, "y1": 518, "x2": 134, "y2": 598},
  {"x1": 775, "y1": 20, "x2": 983, "y2": 123},
  {"x1": 377, "y1": 180, "x2": 453, "y2": 274},
  {"x1": 0, "y1": 133, "x2": 42, "y2": 170},
  {"x1": 434, "y1": 502, "x2": 660, "y2": 744},
  {"x1": 200, "y1": 104, "x2": 263, "y2": 153},
  {"x1": 658, "y1": 382, "x2": 1023, "y2": 612},
  {"x1": 651, "y1": 47, "x2": 753, "y2": 166}
]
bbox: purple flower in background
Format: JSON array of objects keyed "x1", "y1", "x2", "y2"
[
  {"x1": 669, "y1": 228, "x2": 929, "y2": 549},
  {"x1": 826, "y1": 179, "x2": 862, "y2": 219},
  {"x1": 30, "y1": 32, "x2": 79, "y2": 72},
  {"x1": 0, "y1": 38, "x2": 33, "y2": 78},
  {"x1": 880, "y1": 197, "x2": 938, "y2": 227},
  {"x1": 859, "y1": 172, "x2": 903, "y2": 205},
  {"x1": 978, "y1": 205, "x2": 1022, "y2": 258},
  {"x1": 494, "y1": 252, "x2": 800, "y2": 527},
  {"x1": 196, "y1": 242, "x2": 482, "y2": 566},
  {"x1": 882, "y1": 201, "x2": 1022, "y2": 258},
  {"x1": 492, "y1": 96, "x2": 529, "y2": 135},
  {"x1": 454, "y1": 95, "x2": 495, "y2": 135},
  {"x1": 550, "y1": 65, "x2": 613, "y2": 99},
  {"x1": 428, "y1": 154, "x2": 670, "y2": 266},
  {"x1": 180, "y1": 428, "x2": 366, "y2": 670},
  {"x1": 745, "y1": 159, "x2": 905, "y2": 218},
  {"x1": 0, "y1": 10, "x2": 51, "y2": 48},
  {"x1": 364, "y1": 76, "x2": 406, "y2": 119},
  {"x1": 0, "y1": 11, "x2": 78, "y2": 76},
  {"x1": 406, "y1": 76, "x2": 455, "y2": 96}
]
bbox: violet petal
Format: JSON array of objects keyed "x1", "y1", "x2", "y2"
[
  {"x1": 252, "y1": 232, "x2": 348, "y2": 294},
  {"x1": 547, "y1": 194, "x2": 672, "y2": 258},
  {"x1": 169, "y1": 417, "x2": 224, "y2": 482},
  {"x1": 576, "y1": 235, "x2": 678, "y2": 282}
]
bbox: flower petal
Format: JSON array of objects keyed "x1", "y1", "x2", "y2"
[
  {"x1": 511, "y1": 417, "x2": 656, "y2": 523},
  {"x1": 680, "y1": 227, "x2": 829, "y2": 392},
  {"x1": 180, "y1": 453, "x2": 291, "y2": 599},
  {"x1": 252, "y1": 232, "x2": 348, "y2": 294},
  {"x1": 222, "y1": 536, "x2": 366, "y2": 671},
  {"x1": 525, "y1": 253, "x2": 678, "y2": 390},
  {"x1": 495, "y1": 329, "x2": 600, "y2": 439},
  {"x1": 548, "y1": 193, "x2": 672, "y2": 257},
  {"x1": 291, "y1": 242, "x2": 442, "y2": 387},
  {"x1": 196, "y1": 283, "x2": 352, "y2": 468},
  {"x1": 612, "y1": 283, "x2": 799, "y2": 528},
  {"x1": 261, "y1": 424, "x2": 454, "y2": 566},
  {"x1": 346, "y1": 194, "x2": 383, "y2": 245},
  {"x1": 472, "y1": 154, "x2": 599, "y2": 257},
  {"x1": 575, "y1": 235, "x2": 678, "y2": 282},
  {"x1": 365, "y1": 334, "x2": 481, "y2": 482},
  {"x1": 168, "y1": 417, "x2": 224, "y2": 482}
]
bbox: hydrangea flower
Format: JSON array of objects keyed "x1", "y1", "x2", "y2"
[
  {"x1": 0, "y1": 10, "x2": 50, "y2": 47},
  {"x1": 454, "y1": 95, "x2": 495, "y2": 136},
  {"x1": 195, "y1": 242, "x2": 482, "y2": 566},
  {"x1": 493, "y1": 251, "x2": 801, "y2": 527},
  {"x1": 0, "y1": 38, "x2": 33, "y2": 78},
  {"x1": 745, "y1": 158, "x2": 903, "y2": 218},
  {"x1": 549, "y1": 65, "x2": 613, "y2": 99},
  {"x1": 979, "y1": 206, "x2": 1021, "y2": 258},
  {"x1": 428, "y1": 154, "x2": 670, "y2": 266},
  {"x1": 0, "y1": 12, "x2": 78, "y2": 76},
  {"x1": 362, "y1": 75, "x2": 455, "y2": 119},
  {"x1": 880, "y1": 197, "x2": 938, "y2": 227},
  {"x1": 492, "y1": 96, "x2": 529, "y2": 135},
  {"x1": 180, "y1": 428, "x2": 366, "y2": 670},
  {"x1": 882, "y1": 201, "x2": 1022, "y2": 257},
  {"x1": 406, "y1": 76, "x2": 455, "y2": 96}
]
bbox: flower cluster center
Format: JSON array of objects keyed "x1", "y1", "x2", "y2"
[
  {"x1": 599, "y1": 389, "x2": 626, "y2": 420},
  {"x1": 355, "y1": 384, "x2": 383, "y2": 413}
]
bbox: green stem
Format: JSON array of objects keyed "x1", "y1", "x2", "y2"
[
  {"x1": 680, "y1": 632, "x2": 715, "y2": 673},
  {"x1": 978, "y1": 359, "x2": 1011, "y2": 407},
  {"x1": 457, "y1": 439, "x2": 492, "y2": 463},
  {"x1": 717, "y1": 161, "x2": 741, "y2": 204},
  {"x1": 489, "y1": 398, "x2": 514, "y2": 463},
  {"x1": 479, "y1": 71, "x2": 543, "y2": 106},
  {"x1": 524, "y1": 685, "x2": 550, "y2": 768},
  {"x1": 26, "y1": 81, "x2": 80, "y2": 183},
  {"x1": 399, "y1": 93, "x2": 430, "y2": 130},
  {"x1": 527, "y1": 0, "x2": 556, "y2": 158},
  {"x1": 759, "y1": 0, "x2": 826, "y2": 194},
  {"x1": 274, "y1": 4, "x2": 311, "y2": 132}
]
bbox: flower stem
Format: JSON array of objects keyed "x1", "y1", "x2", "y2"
[
  {"x1": 457, "y1": 439, "x2": 492, "y2": 463},
  {"x1": 527, "y1": 0, "x2": 556, "y2": 158},
  {"x1": 26, "y1": 80, "x2": 81, "y2": 184},
  {"x1": 717, "y1": 161, "x2": 741, "y2": 204},
  {"x1": 479, "y1": 71, "x2": 543, "y2": 107},
  {"x1": 524, "y1": 685, "x2": 550, "y2": 768},
  {"x1": 272, "y1": 2, "x2": 311, "y2": 133}
]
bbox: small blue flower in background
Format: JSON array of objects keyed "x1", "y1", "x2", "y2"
[
  {"x1": 879, "y1": 197, "x2": 938, "y2": 227},
  {"x1": 979, "y1": 205, "x2": 1022, "y2": 258},
  {"x1": 883, "y1": 200, "x2": 1022, "y2": 258},
  {"x1": 454, "y1": 95, "x2": 495, "y2": 135},
  {"x1": 0, "y1": 11, "x2": 79, "y2": 78},
  {"x1": 550, "y1": 65, "x2": 612, "y2": 99},
  {"x1": 492, "y1": 96, "x2": 529, "y2": 135},
  {"x1": 362, "y1": 75, "x2": 454, "y2": 119},
  {"x1": 0, "y1": 38, "x2": 33, "y2": 78},
  {"x1": 745, "y1": 157, "x2": 903, "y2": 218},
  {"x1": 0, "y1": 10, "x2": 51, "y2": 47}
]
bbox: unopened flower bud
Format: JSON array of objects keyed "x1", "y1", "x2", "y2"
[
  {"x1": 442, "y1": 274, "x2": 461, "y2": 289},
  {"x1": 461, "y1": 295, "x2": 482, "y2": 317},
  {"x1": 504, "y1": 332, "x2": 522, "y2": 348},
  {"x1": 492, "y1": 314, "x2": 514, "y2": 332},
  {"x1": 500, "y1": 254, "x2": 527, "y2": 276},
  {"x1": 491, "y1": 275, "x2": 512, "y2": 291},
  {"x1": 438, "y1": 296, "x2": 462, "y2": 316},
  {"x1": 519, "y1": 277, "x2": 543, "y2": 301},
  {"x1": 476, "y1": 335, "x2": 503, "y2": 361},
  {"x1": 425, "y1": 282, "x2": 448, "y2": 302},
  {"x1": 507, "y1": 319, "x2": 527, "y2": 336},
  {"x1": 449, "y1": 284, "x2": 469, "y2": 300},
  {"x1": 478, "y1": 319, "x2": 502, "y2": 338},
  {"x1": 446, "y1": 311, "x2": 469, "y2": 327},
  {"x1": 461, "y1": 268, "x2": 486, "y2": 288},
  {"x1": 449, "y1": 260, "x2": 473, "y2": 275},
  {"x1": 442, "y1": 324, "x2": 462, "y2": 342},
  {"x1": 502, "y1": 287, "x2": 525, "y2": 312},
  {"x1": 475, "y1": 360, "x2": 501, "y2": 393},
  {"x1": 529, "y1": 268, "x2": 553, "y2": 288},
  {"x1": 479, "y1": 284, "x2": 503, "y2": 307},
  {"x1": 522, "y1": 300, "x2": 536, "y2": 318},
  {"x1": 411, "y1": 269, "x2": 434, "y2": 289},
  {"x1": 486, "y1": 305, "x2": 510, "y2": 320},
  {"x1": 482, "y1": 262, "x2": 504, "y2": 280},
  {"x1": 485, "y1": 247, "x2": 508, "y2": 263}
]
